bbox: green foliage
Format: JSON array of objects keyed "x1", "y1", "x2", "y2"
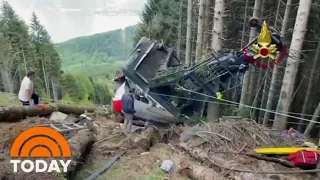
[
  {"x1": 220, "y1": 105, "x2": 239, "y2": 117},
  {"x1": 60, "y1": 73, "x2": 84, "y2": 102},
  {"x1": 60, "y1": 72, "x2": 112, "y2": 105},
  {"x1": 54, "y1": 25, "x2": 136, "y2": 105},
  {"x1": 55, "y1": 25, "x2": 137, "y2": 67},
  {"x1": 29, "y1": 12, "x2": 61, "y2": 97},
  {"x1": 134, "y1": 0, "x2": 187, "y2": 48},
  {"x1": 142, "y1": 168, "x2": 166, "y2": 180},
  {"x1": 0, "y1": 1, "x2": 35, "y2": 93}
]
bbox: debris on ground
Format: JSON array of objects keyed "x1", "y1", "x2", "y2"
[
  {"x1": 0, "y1": 112, "x2": 318, "y2": 180},
  {"x1": 160, "y1": 159, "x2": 176, "y2": 173},
  {"x1": 49, "y1": 111, "x2": 68, "y2": 123},
  {"x1": 84, "y1": 151, "x2": 126, "y2": 180},
  {"x1": 178, "y1": 118, "x2": 316, "y2": 180}
]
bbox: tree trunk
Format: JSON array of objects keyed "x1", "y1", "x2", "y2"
[
  {"x1": 252, "y1": 69, "x2": 265, "y2": 120},
  {"x1": 202, "y1": 0, "x2": 213, "y2": 58},
  {"x1": 0, "y1": 65, "x2": 14, "y2": 93},
  {"x1": 298, "y1": 39, "x2": 320, "y2": 132},
  {"x1": 211, "y1": 0, "x2": 224, "y2": 51},
  {"x1": 239, "y1": 0, "x2": 261, "y2": 116},
  {"x1": 239, "y1": 70, "x2": 251, "y2": 116},
  {"x1": 191, "y1": 0, "x2": 198, "y2": 64},
  {"x1": 66, "y1": 130, "x2": 94, "y2": 173},
  {"x1": 21, "y1": 47, "x2": 27, "y2": 74},
  {"x1": 247, "y1": 0, "x2": 262, "y2": 107},
  {"x1": 198, "y1": 0, "x2": 213, "y2": 116},
  {"x1": 0, "y1": 104, "x2": 96, "y2": 122},
  {"x1": 263, "y1": 0, "x2": 292, "y2": 127},
  {"x1": 207, "y1": 0, "x2": 224, "y2": 122},
  {"x1": 258, "y1": 71, "x2": 269, "y2": 123},
  {"x1": 44, "y1": 57, "x2": 51, "y2": 96},
  {"x1": 273, "y1": 0, "x2": 312, "y2": 131},
  {"x1": 304, "y1": 101, "x2": 320, "y2": 137},
  {"x1": 251, "y1": 0, "x2": 266, "y2": 120},
  {"x1": 177, "y1": 0, "x2": 184, "y2": 60},
  {"x1": 240, "y1": 0, "x2": 249, "y2": 48},
  {"x1": 195, "y1": 0, "x2": 205, "y2": 62},
  {"x1": 41, "y1": 56, "x2": 49, "y2": 95},
  {"x1": 185, "y1": 0, "x2": 193, "y2": 66},
  {"x1": 51, "y1": 79, "x2": 58, "y2": 100}
]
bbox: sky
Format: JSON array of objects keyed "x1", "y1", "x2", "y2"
[{"x1": 4, "y1": 0, "x2": 146, "y2": 43}]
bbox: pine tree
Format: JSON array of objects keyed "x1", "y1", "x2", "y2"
[
  {"x1": 134, "y1": 0, "x2": 187, "y2": 49},
  {"x1": 0, "y1": 1, "x2": 35, "y2": 92},
  {"x1": 29, "y1": 12, "x2": 61, "y2": 98}
]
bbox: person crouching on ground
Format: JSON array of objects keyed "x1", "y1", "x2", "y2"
[
  {"x1": 121, "y1": 88, "x2": 136, "y2": 133},
  {"x1": 18, "y1": 71, "x2": 39, "y2": 106}
]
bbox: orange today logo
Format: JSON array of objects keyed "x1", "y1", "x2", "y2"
[{"x1": 10, "y1": 127, "x2": 72, "y2": 173}]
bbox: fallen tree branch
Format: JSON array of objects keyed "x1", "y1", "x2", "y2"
[
  {"x1": 179, "y1": 143, "x2": 320, "y2": 174},
  {"x1": 245, "y1": 153, "x2": 294, "y2": 168},
  {"x1": 207, "y1": 155, "x2": 320, "y2": 174},
  {"x1": 210, "y1": 151, "x2": 294, "y2": 168},
  {"x1": 93, "y1": 133, "x2": 121, "y2": 147},
  {"x1": 251, "y1": 120, "x2": 277, "y2": 146},
  {"x1": 197, "y1": 131, "x2": 232, "y2": 142}
]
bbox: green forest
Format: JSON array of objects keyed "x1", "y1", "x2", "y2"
[
  {"x1": 0, "y1": 1, "x2": 136, "y2": 106},
  {"x1": 3, "y1": 0, "x2": 320, "y2": 135},
  {"x1": 56, "y1": 25, "x2": 136, "y2": 90}
]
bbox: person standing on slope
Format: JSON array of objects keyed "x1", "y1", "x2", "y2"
[
  {"x1": 121, "y1": 88, "x2": 136, "y2": 133},
  {"x1": 18, "y1": 71, "x2": 39, "y2": 106}
]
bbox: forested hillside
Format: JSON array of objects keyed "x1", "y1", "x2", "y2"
[
  {"x1": 134, "y1": 0, "x2": 320, "y2": 137},
  {"x1": 56, "y1": 25, "x2": 136, "y2": 67},
  {"x1": 55, "y1": 25, "x2": 137, "y2": 94}
]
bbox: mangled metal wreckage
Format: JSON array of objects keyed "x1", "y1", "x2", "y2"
[{"x1": 112, "y1": 19, "x2": 288, "y2": 123}]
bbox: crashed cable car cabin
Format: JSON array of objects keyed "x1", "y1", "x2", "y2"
[
  {"x1": 115, "y1": 37, "x2": 249, "y2": 122},
  {"x1": 113, "y1": 19, "x2": 286, "y2": 123}
]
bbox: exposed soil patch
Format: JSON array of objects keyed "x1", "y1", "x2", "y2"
[{"x1": 76, "y1": 143, "x2": 191, "y2": 180}]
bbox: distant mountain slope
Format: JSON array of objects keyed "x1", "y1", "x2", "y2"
[{"x1": 55, "y1": 25, "x2": 137, "y2": 68}]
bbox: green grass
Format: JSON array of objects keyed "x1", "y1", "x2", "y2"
[
  {"x1": 0, "y1": 92, "x2": 20, "y2": 106},
  {"x1": 141, "y1": 168, "x2": 166, "y2": 180}
]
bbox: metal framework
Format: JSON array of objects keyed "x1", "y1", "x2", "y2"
[{"x1": 121, "y1": 18, "x2": 287, "y2": 120}]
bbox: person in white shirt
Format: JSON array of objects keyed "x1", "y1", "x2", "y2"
[{"x1": 18, "y1": 71, "x2": 38, "y2": 106}]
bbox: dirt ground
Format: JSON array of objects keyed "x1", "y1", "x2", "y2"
[
  {"x1": 0, "y1": 117, "x2": 57, "y2": 180},
  {"x1": 0, "y1": 116, "x2": 319, "y2": 180},
  {"x1": 74, "y1": 117, "x2": 191, "y2": 180},
  {"x1": 76, "y1": 143, "x2": 191, "y2": 180}
]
